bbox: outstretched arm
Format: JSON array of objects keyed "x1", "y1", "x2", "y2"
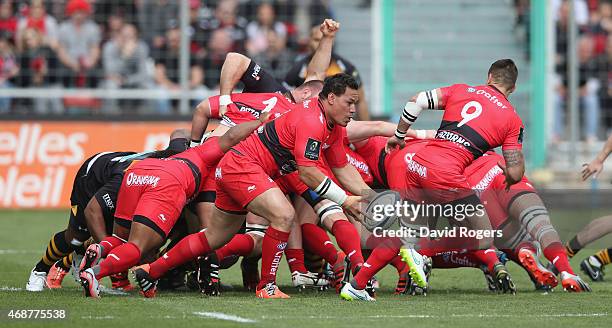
[
  {"x1": 582, "y1": 133, "x2": 612, "y2": 180},
  {"x1": 305, "y1": 19, "x2": 339, "y2": 82},
  {"x1": 386, "y1": 88, "x2": 443, "y2": 152},
  {"x1": 218, "y1": 112, "x2": 271, "y2": 152},
  {"x1": 346, "y1": 120, "x2": 435, "y2": 145}
]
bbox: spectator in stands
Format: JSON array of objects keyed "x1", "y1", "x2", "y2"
[
  {"x1": 285, "y1": 24, "x2": 370, "y2": 120},
  {"x1": 0, "y1": 32, "x2": 18, "y2": 113},
  {"x1": 136, "y1": 0, "x2": 178, "y2": 50},
  {"x1": 189, "y1": 0, "x2": 208, "y2": 60},
  {"x1": 599, "y1": 35, "x2": 612, "y2": 131},
  {"x1": 252, "y1": 29, "x2": 294, "y2": 81},
  {"x1": 56, "y1": 0, "x2": 101, "y2": 88},
  {"x1": 554, "y1": 36, "x2": 602, "y2": 142},
  {"x1": 553, "y1": 0, "x2": 590, "y2": 26},
  {"x1": 293, "y1": 0, "x2": 331, "y2": 47},
  {"x1": 0, "y1": 0, "x2": 17, "y2": 42},
  {"x1": 16, "y1": 0, "x2": 59, "y2": 51},
  {"x1": 152, "y1": 27, "x2": 208, "y2": 114},
  {"x1": 246, "y1": 2, "x2": 287, "y2": 56},
  {"x1": 101, "y1": 9, "x2": 127, "y2": 43},
  {"x1": 102, "y1": 24, "x2": 151, "y2": 114},
  {"x1": 16, "y1": 27, "x2": 63, "y2": 114},
  {"x1": 199, "y1": 0, "x2": 247, "y2": 54},
  {"x1": 587, "y1": 0, "x2": 611, "y2": 55},
  {"x1": 202, "y1": 28, "x2": 232, "y2": 89},
  {"x1": 91, "y1": 0, "x2": 137, "y2": 32}
]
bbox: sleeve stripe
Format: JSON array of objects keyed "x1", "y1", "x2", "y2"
[{"x1": 426, "y1": 91, "x2": 434, "y2": 109}]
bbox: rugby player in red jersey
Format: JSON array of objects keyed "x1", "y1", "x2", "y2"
[
  {"x1": 133, "y1": 74, "x2": 370, "y2": 299},
  {"x1": 382, "y1": 59, "x2": 526, "y2": 292},
  {"x1": 77, "y1": 116, "x2": 270, "y2": 298},
  {"x1": 462, "y1": 152, "x2": 591, "y2": 292}
]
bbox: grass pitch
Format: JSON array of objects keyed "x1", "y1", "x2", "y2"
[{"x1": 1, "y1": 210, "x2": 611, "y2": 328}]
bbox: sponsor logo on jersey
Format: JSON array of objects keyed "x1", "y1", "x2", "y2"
[
  {"x1": 158, "y1": 213, "x2": 166, "y2": 222},
  {"x1": 518, "y1": 127, "x2": 524, "y2": 144},
  {"x1": 304, "y1": 138, "x2": 321, "y2": 161},
  {"x1": 251, "y1": 64, "x2": 261, "y2": 80},
  {"x1": 441, "y1": 251, "x2": 477, "y2": 267},
  {"x1": 125, "y1": 172, "x2": 160, "y2": 187},
  {"x1": 102, "y1": 193, "x2": 114, "y2": 210},
  {"x1": 303, "y1": 99, "x2": 311, "y2": 108},
  {"x1": 236, "y1": 103, "x2": 262, "y2": 118},
  {"x1": 475, "y1": 89, "x2": 508, "y2": 109},
  {"x1": 471, "y1": 165, "x2": 503, "y2": 194},
  {"x1": 467, "y1": 87, "x2": 476, "y2": 93},
  {"x1": 247, "y1": 185, "x2": 256, "y2": 192},
  {"x1": 215, "y1": 167, "x2": 222, "y2": 180},
  {"x1": 346, "y1": 154, "x2": 370, "y2": 175},
  {"x1": 404, "y1": 152, "x2": 427, "y2": 178},
  {"x1": 436, "y1": 131, "x2": 472, "y2": 148}
]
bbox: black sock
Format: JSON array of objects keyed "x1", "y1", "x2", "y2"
[
  {"x1": 34, "y1": 230, "x2": 74, "y2": 273},
  {"x1": 565, "y1": 236, "x2": 582, "y2": 258}
]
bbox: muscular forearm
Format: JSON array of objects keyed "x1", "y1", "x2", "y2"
[
  {"x1": 298, "y1": 166, "x2": 327, "y2": 190},
  {"x1": 306, "y1": 35, "x2": 334, "y2": 82},
  {"x1": 332, "y1": 164, "x2": 371, "y2": 196},
  {"x1": 595, "y1": 134, "x2": 612, "y2": 162},
  {"x1": 190, "y1": 100, "x2": 210, "y2": 143},
  {"x1": 84, "y1": 198, "x2": 108, "y2": 242},
  {"x1": 218, "y1": 119, "x2": 263, "y2": 151},
  {"x1": 220, "y1": 52, "x2": 251, "y2": 95}
]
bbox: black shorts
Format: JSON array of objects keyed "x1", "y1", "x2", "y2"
[{"x1": 68, "y1": 157, "x2": 123, "y2": 236}]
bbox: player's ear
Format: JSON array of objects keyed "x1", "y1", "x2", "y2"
[
  {"x1": 301, "y1": 87, "x2": 312, "y2": 100},
  {"x1": 507, "y1": 85, "x2": 516, "y2": 95},
  {"x1": 327, "y1": 92, "x2": 335, "y2": 104},
  {"x1": 486, "y1": 73, "x2": 493, "y2": 85}
]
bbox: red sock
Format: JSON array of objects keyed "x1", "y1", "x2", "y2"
[
  {"x1": 99, "y1": 236, "x2": 124, "y2": 258},
  {"x1": 215, "y1": 234, "x2": 255, "y2": 260},
  {"x1": 390, "y1": 255, "x2": 406, "y2": 273},
  {"x1": 257, "y1": 227, "x2": 290, "y2": 289},
  {"x1": 431, "y1": 251, "x2": 481, "y2": 268},
  {"x1": 354, "y1": 245, "x2": 399, "y2": 289},
  {"x1": 331, "y1": 220, "x2": 364, "y2": 268},
  {"x1": 285, "y1": 248, "x2": 308, "y2": 273},
  {"x1": 149, "y1": 231, "x2": 211, "y2": 279},
  {"x1": 302, "y1": 223, "x2": 338, "y2": 264},
  {"x1": 544, "y1": 242, "x2": 574, "y2": 274},
  {"x1": 95, "y1": 242, "x2": 140, "y2": 280},
  {"x1": 472, "y1": 248, "x2": 499, "y2": 272}
]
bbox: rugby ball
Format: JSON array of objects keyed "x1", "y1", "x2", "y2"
[{"x1": 362, "y1": 190, "x2": 402, "y2": 232}]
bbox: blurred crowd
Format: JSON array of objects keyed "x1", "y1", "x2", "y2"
[
  {"x1": 0, "y1": 0, "x2": 332, "y2": 115},
  {"x1": 516, "y1": 0, "x2": 611, "y2": 142}
]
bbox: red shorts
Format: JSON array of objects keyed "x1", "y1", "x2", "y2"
[
  {"x1": 115, "y1": 167, "x2": 187, "y2": 237},
  {"x1": 202, "y1": 167, "x2": 217, "y2": 193},
  {"x1": 215, "y1": 151, "x2": 278, "y2": 213},
  {"x1": 398, "y1": 158, "x2": 476, "y2": 204},
  {"x1": 492, "y1": 176, "x2": 537, "y2": 212}
]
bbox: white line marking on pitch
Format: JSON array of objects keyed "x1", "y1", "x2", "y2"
[
  {"x1": 0, "y1": 250, "x2": 38, "y2": 255},
  {"x1": 193, "y1": 312, "x2": 257, "y2": 323},
  {"x1": 0, "y1": 286, "x2": 23, "y2": 291},
  {"x1": 81, "y1": 315, "x2": 115, "y2": 320}
]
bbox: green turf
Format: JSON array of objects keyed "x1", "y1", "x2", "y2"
[{"x1": 1, "y1": 210, "x2": 611, "y2": 328}]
